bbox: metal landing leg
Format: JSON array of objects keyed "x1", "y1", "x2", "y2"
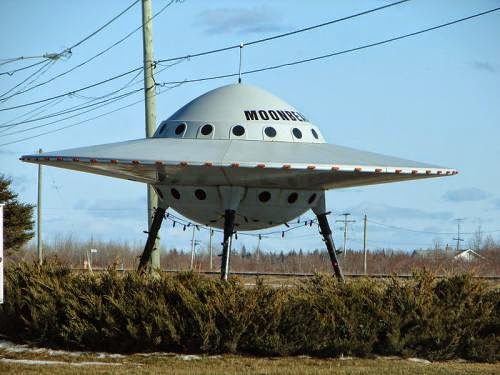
[
  {"x1": 138, "y1": 207, "x2": 167, "y2": 274},
  {"x1": 220, "y1": 209, "x2": 235, "y2": 281},
  {"x1": 316, "y1": 212, "x2": 345, "y2": 282}
]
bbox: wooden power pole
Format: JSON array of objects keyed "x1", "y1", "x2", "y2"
[
  {"x1": 363, "y1": 214, "x2": 367, "y2": 275},
  {"x1": 37, "y1": 148, "x2": 43, "y2": 265},
  {"x1": 141, "y1": 0, "x2": 160, "y2": 271}
]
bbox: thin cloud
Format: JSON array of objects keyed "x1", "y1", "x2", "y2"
[
  {"x1": 196, "y1": 5, "x2": 286, "y2": 34},
  {"x1": 443, "y1": 188, "x2": 492, "y2": 202},
  {"x1": 472, "y1": 61, "x2": 496, "y2": 73}
]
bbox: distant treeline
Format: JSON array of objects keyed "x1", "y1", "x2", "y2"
[
  {"x1": 16, "y1": 234, "x2": 500, "y2": 276},
  {"x1": 0, "y1": 263, "x2": 498, "y2": 362}
]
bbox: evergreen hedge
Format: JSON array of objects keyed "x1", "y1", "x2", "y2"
[{"x1": 0, "y1": 262, "x2": 498, "y2": 362}]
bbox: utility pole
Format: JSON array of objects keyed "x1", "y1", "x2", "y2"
[
  {"x1": 363, "y1": 214, "x2": 367, "y2": 275},
  {"x1": 141, "y1": 0, "x2": 159, "y2": 271},
  {"x1": 453, "y1": 218, "x2": 465, "y2": 253},
  {"x1": 336, "y1": 213, "x2": 355, "y2": 258},
  {"x1": 256, "y1": 235, "x2": 261, "y2": 262},
  {"x1": 190, "y1": 226, "x2": 196, "y2": 270},
  {"x1": 209, "y1": 229, "x2": 213, "y2": 271},
  {"x1": 1, "y1": 204, "x2": 4, "y2": 305},
  {"x1": 37, "y1": 148, "x2": 43, "y2": 265}
]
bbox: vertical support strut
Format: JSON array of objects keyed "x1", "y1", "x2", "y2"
[
  {"x1": 138, "y1": 207, "x2": 167, "y2": 274},
  {"x1": 316, "y1": 212, "x2": 345, "y2": 282},
  {"x1": 313, "y1": 192, "x2": 344, "y2": 282},
  {"x1": 220, "y1": 209, "x2": 235, "y2": 280}
]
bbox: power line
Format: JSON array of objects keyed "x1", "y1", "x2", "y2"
[
  {"x1": 66, "y1": 0, "x2": 140, "y2": 52},
  {"x1": 0, "y1": 66, "x2": 143, "y2": 112},
  {"x1": 0, "y1": 58, "x2": 180, "y2": 131},
  {"x1": 1, "y1": 0, "x2": 401, "y2": 110},
  {"x1": 0, "y1": 70, "x2": 144, "y2": 131},
  {"x1": 0, "y1": 89, "x2": 143, "y2": 137},
  {"x1": 3, "y1": 6, "x2": 499, "y2": 142},
  {"x1": 0, "y1": 82, "x2": 184, "y2": 147},
  {"x1": 155, "y1": 0, "x2": 412, "y2": 64},
  {"x1": 0, "y1": 0, "x2": 180, "y2": 102},
  {"x1": 0, "y1": 0, "x2": 140, "y2": 77},
  {"x1": 0, "y1": 60, "x2": 48, "y2": 77},
  {"x1": 0, "y1": 60, "x2": 55, "y2": 100},
  {"x1": 366, "y1": 218, "x2": 500, "y2": 235},
  {"x1": 158, "y1": 6, "x2": 500, "y2": 86},
  {"x1": 0, "y1": 97, "x2": 66, "y2": 133}
]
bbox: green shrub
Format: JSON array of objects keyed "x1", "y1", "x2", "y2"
[{"x1": 0, "y1": 262, "x2": 497, "y2": 362}]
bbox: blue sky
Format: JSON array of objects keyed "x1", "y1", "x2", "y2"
[{"x1": 0, "y1": 0, "x2": 499, "y2": 255}]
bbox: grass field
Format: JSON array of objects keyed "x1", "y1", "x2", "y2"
[{"x1": 0, "y1": 349, "x2": 498, "y2": 375}]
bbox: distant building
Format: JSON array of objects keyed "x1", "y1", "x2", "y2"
[{"x1": 454, "y1": 249, "x2": 486, "y2": 262}]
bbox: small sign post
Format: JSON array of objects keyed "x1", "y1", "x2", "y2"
[{"x1": 1, "y1": 204, "x2": 4, "y2": 304}]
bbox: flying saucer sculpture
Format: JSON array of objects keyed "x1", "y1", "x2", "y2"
[{"x1": 21, "y1": 84, "x2": 457, "y2": 280}]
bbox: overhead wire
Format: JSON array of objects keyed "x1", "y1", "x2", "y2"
[
  {"x1": 0, "y1": 66, "x2": 143, "y2": 112},
  {"x1": 0, "y1": 60, "x2": 56, "y2": 102},
  {"x1": 0, "y1": 89, "x2": 143, "y2": 137},
  {"x1": 0, "y1": 97, "x2": 66, "y2": 134},
  {"x1": 0, "y1": 57, "x2": 184, "y2": 133},
  {"x1": 65, "y1": 0, "x2": 140, "y2": 52},
  {"x1": 0, "y1": 0, "x2": 180, "y2": 102},
  {"x1": 366, "y1": 219, "x2": 500, "y2": 235},
  {"x1": 2, "y1": 5, "x2": 499, "y2": 144},
  {"x1": 0, "y1": 70, "x2": 144, "y2": 131},
  {"x1": 0, "y1": 0, "x2": 140, "y2": 77},
  {"x1": 0, "y1": 60, "x2": 48, "y2": 77},
  {"x1": 0, "y1": 81, "x2": 185, "y2": 147},
  {"x1": 158, "y1": 6, "x2": 500, "y2": 86},
  {"x1": 0, "y1": 0, "x2": 407, "y2": 111},
  {"x1": 155, "y1": 0, "x2": 412, "y2": 64}
]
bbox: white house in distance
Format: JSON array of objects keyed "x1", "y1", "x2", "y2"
[{"x1": 454, "y1": 249, "x2": 487, "y2": 263}]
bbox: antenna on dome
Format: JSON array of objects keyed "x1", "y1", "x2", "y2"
[{"x1": 238, "y1": 42, "x2": 244, "y2": 84}]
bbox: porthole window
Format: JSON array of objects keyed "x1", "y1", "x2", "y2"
[
  {"x1": 175, "y1": 123, "x2": 186, "y2": 135},
  {"x1": 171, "y1": 188, "x2": 181, "y2": 200},
  {"x1": 288, "y1": 192, "x2": 298, "y2": 204},
  {"x1": 194, "y1": 189, "x2": 207, "y2": 200},
  {"x1": 264, "y1": 126, "x2": 277, "y2": 138},
  {"x1": 258, "y1": 191, "x2": 271, "y2": 203},
  {"x1": 232, "y1": 125, "x2": 245, "y2": 136},
  {"x1": 308, "y1": 193, "x2": 317, "y2": 204},
  {"x1": 311, "y1": 129, "x2": 319, "y2": 139},
  {"x1": 292, "y1": 128, "x2": 302, "y2": 139},
  {"x1": 200, "y1": 124, "x2": 213, "y2": 136}
]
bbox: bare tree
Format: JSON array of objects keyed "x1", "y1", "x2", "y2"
[{"x1": 468, "y1": 225, "x2": 483, "y2": 251}]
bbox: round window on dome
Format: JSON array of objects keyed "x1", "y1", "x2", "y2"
[
  {"x1": 171, "y1": 188, "x2": 181, "y2": 200},
  {"x1": 264, "y1": 126, "x2": 277, "y2": 138},
  {"x1": 175, "y1": 123, "x2": 186, "y2": 135},
  {"x1": 194, "y1": 189, "x2": 207, "y2": 200},
  {"x1": 311, "y1": 128, "x2": 319, "y2": 139},
  {"x1": 292, "y1": 128, "x2": 302, "y2": 139},
  {"x1": 288, "y1": 192, "x2": 298, "y2": 204},
  {"x1": 232, "y1": 125, "x2": 245, "y2": 136},
  {"x1": 258, "y1": 191, "x2": 271, "y2": 203},
  {"x1": 200, "y1": 124, "x2": 213, "y2": 136}
]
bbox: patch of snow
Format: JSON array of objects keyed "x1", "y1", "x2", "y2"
[
  {"x1": 177, "y1": 354, "x2": 202, "y2": 361},
  {"x1": 408, "y1": 357, "x2": 431, "y2": 364},
  {"x1": 0, "y1": 340, "x2": 124, "y2": 358},
  {"x1": 137, "y1": 352, "x2": 176, "y2": 357},
  {"x1": 0, "y1": 358, "x2": 121, "y2": 366}
]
